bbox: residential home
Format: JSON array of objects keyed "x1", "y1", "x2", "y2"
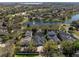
[{"x1": 47, "y1": 31, "x2": 60, "y2": 43}]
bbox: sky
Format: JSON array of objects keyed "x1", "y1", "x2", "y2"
[{"x1": 0, "y1": 0, "x2": 79, "y2": 2}]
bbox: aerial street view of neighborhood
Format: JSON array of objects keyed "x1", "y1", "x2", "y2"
[{"x1": 1, "y1": 2, "x2": 79, "y2": 57}]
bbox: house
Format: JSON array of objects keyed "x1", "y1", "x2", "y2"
[
  {"x1": 47, "y1": 31, "x2": 60, "y2": 43},
  {"x1": 0, "y1": 44, "x2": 5, "y2": 47},
  {"x1": 33, "y1": 30, "x2": 45, "y2": 46},
  {"x1": 20, "y1": 31, "x2": 32, "y2": 46},
  {"x1": 36, "y1": 46, "x2": 43, "y2": 56},
  {"x1": 58, "y1": 31, "x2": 75, "y2": 41}
]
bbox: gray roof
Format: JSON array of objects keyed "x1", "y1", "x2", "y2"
[
  {"x1": 33, "y1": 31, "x2": 45, "y2": 46},
  {"x1": 59, "y1": 31, "x2": 75, "y2": 41},
  {"x1": 47, "y1": 31, "x2": 60, "y2": 42}
]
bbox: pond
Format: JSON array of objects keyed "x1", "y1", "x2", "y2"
[
  {"x1": 65, "y1": 14, "x2": 79, "y2": 24},
  {"x1": 25, "y1": 14, "x2": 79, "y2": 26}
]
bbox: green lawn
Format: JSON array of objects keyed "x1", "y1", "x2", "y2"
[{"x1": 73, "y1": 30, "x2": 79, "y2": 36}]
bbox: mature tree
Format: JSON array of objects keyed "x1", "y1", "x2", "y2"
[
  {"x1": 0, "y1": 15, "x2": 27, "y2": 56},
  {"x1": 1, "y1": 15, "x2": 27, "y2": 42},
  {"x1": 43, "y1": 40, "x2": 59, "y2": 57},
  {"x1": 0, "y1": 43, "x2": 16, "y2": 57},
  {"x1": 73, "y1": 40, "x2": 79, "y2": 50},
  {"x1": 61, "y1": 41, "x2": 75, "y2": 57}
]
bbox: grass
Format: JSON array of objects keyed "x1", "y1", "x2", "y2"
[
  {"x1": 73, "y1": 30, "x2": 79, "y2": 36},
  {"x1": 25, "y1": 23, "x2": 61, "y2": 31},
  {"x1": 20, "y1": 17, "x2": 29, "y2": 24}
]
